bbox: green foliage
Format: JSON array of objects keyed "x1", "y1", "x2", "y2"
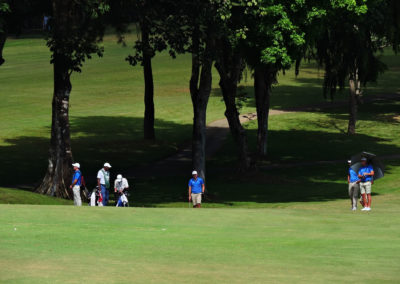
[
  {"x1": 312, "y1": 0, "x2": 398, "y2": 98},
  {"x1": 0, "y1": 0, "x2": 10, "y2": 33},
  {"x1": 330, "y1": 0, "x2": 368, "y2": 14},
  {"x1": 0, "y1": 1, "x2": 10, "y2": 13},
  {"x1": 46, "y1": 0, "x2": 109, "y2": 73},
  {"x1": 219, "y1": 0, "x2": 325, "y2": 75}
]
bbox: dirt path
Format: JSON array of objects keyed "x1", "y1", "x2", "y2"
[
  {"x1": 126, "y1": 93, "x2": 399, "y2": 178},
  {"x1": 127, "y1": 110, "x2": 291, "y2": 178}
]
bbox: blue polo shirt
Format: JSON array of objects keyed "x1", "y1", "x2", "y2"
[
  {"x1": 72, "y1": 170, "x2": 82, "y2": 186},
  {"x1": 358, "y1": 165, "x2": 374, "y2": 182},
  {"x1": 188, "y1": 177, "x2": 204, "y2": 194},
  {"x1": 349, "y1": 168, "x2": 359, "y2": 183}
]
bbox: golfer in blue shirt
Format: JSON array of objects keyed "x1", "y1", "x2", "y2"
[
  {"x1": 347, "y1": 160, "x2": 360, "y2": 211},
  {"x1": 70, "y1": 163, "x2": 82, "y2": 206},
  {"x1": 188, "y1": 170, "x2": 205, "y2": 208},
  {"x1": 358, "y1": 157, "x2": 374, "y2": 211}
]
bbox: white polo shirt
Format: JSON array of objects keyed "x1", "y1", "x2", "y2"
[
  {"x1": 114, "y1": 178, "x2": 129, "y2": 192},
  {"x1": 97, "y1": 169, "x2": 109, "y2": 185}
]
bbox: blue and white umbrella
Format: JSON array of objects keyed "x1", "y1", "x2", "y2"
[{"x1": 350, "y1": 152, "x2": 385, "y2": 180}]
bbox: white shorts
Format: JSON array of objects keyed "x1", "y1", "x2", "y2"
[{"x1": 191, "y1": 193, "x2": 202, "y2": 205}]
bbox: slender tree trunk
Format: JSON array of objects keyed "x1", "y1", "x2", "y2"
[
  {"x1": 215, "y1": 43, "x2": 250, "y2": 170},
  {"x1": 190, "y1": 35, "x2": 213, "y2": 181},
  {"x1": 254, "y1": 66, "x2": 275, "y2": 157},
  {"x1": 141, "y1": 21, "x2": 155, "y2": 140},
  {"x1": 37, "y1": 54, "x2": 73, "y2": 198},
  {"x1": 347, "y1": 69, "x2": 360, "y2": 135},
  {"x1": 0, "y1": 29, "x2": 6, "y2": 66}
]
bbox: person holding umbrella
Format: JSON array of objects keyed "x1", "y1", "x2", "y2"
[
  {"x1": 358, "y1": 157, "x2": 374, "y2": 211},
  {"x1": 188, "y1": 170, "x2": 205, "y2": 208},
  {"x1": 347, "y1": 160, "x2": 360, "y2": 211}
]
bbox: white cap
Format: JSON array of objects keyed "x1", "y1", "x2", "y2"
[
  {"x1": 104, "y1": 162, "x2": 112, "y2": 168},
  {"x1": 347, "y1": 160, "x2": 351, "y2": 163},
  {"x1": 72, "y1": 163, "x2": 80, "y2": 168},
  {"x1": 192, "y1": 170, "x2": 197, "y2": 175},
  {"x1": 116, "y1": 174, "x2": 122, "y2": 181}
]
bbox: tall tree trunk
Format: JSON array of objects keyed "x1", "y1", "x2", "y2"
[
  {"x1": 0, "y1": 29, "x2": 6, "y2": 66},
  {"x1": 190, "y1": 35, "x2": 213, "y2": 181},
  {"x1": 37, "y1": 54, "x2": 73, "y2": 198},
  {"x1": 141, "y1": 21, "x2": 155, "y2": 140},
  {"x1": 215, "y1": 42, "x2": 250, "y2": 170},
  {"x1": 347, "y1": 69, "x2": 360, "y2": 135},
  {"x1": 254, "y1": 66, "x2": 276, "y2": 157}
]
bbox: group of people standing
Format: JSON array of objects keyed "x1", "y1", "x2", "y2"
[
  {"x1": 348, "y1": 157, "x2": 375, "y2": 211},
  {"x1": 70, "y1": 163, "x2": 206, "y2": 208},
  {"x1": 70, "y1": 162, "x2": 129, "y2": 207}
]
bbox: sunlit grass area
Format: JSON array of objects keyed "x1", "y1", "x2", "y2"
[{"x1": 1, "y1": 198, "x2": 400, "y2": 283}]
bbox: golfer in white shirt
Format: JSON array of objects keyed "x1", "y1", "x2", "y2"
[
  {"x1": 114, "y1": 174, "x2": 129, "y2": 207},
  {"x1": 97, "y1": 162, "x2": 111, "y2": 206}
]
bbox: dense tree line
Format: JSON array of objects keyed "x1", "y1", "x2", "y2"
[{"x1": 0, "y1": 0, "x2": 399, "y2": 198}]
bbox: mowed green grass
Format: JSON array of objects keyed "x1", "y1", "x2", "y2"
[
  {"x1": 0, "y1": 187, "x2": 72, "y2": 205},
  {"x1": 1, "y1": 196, "x2": 400, "y2": 283},
  {"x1": 3, "y1": 34, "x2": 399, "y2": 187},
  {"x1": 1, "y1": 34, "x2": 400, "y2": 283}
]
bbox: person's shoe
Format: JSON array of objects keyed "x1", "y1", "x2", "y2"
[
  {"x1": 366, "y1": 207, "x2": 371, "y2": 211},
  {"x1": 352, "y1": 207, "x2": 357, "y2": 211},
  {"x1": 361, "y1": 207, "x2": 368, "y2": 211}
]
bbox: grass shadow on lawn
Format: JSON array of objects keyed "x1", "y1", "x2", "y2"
[
  {"x1": 130, "y1": 175, "x2": 355, "y2": 207},
  {"x1": 322, "y1": 100, "x2": 400, "y2": 123},
  {"x1": 0, "y1": 116, "x2": 191, "y2": 188},
  {"x1": 212, "y1": 127, "x2": 400, "y2": 166},
  {"x1": 1, "y1": 113, "x2": 398, "y2": 207},
  {"x1": 131, "y1": 159, "x2": 400, "y2": 207}
]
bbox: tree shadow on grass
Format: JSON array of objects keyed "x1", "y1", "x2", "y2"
[
  {"x1": 131, "y1": 159, "x2": 400, "y2": 207},
  {"x1": 320, "y1": 100, "x2": 400, "y2": 124},
  {"x1": 212, "y1": 126, "x2": 400, "y2": 166},
  {"x1": 1, "y1": 114, "x2": 398, "y2": 206},
  {"x1": 129, "y1": 125, "x2": 400, "y2": 206},
  {"x1": 0, "y1": 116, "x2": 191, "y2": 189}
]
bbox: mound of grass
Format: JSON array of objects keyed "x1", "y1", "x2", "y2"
[{"x1": 0, "y1": 187, "x2": 72, "y2": 205}]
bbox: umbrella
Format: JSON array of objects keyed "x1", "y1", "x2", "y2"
[{"x1": 350, "y1": 152, "x2": 385, "y2": 180}]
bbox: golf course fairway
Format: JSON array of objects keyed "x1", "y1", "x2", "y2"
[{"x1": 1, "y1": 194, "x2": 400, "y2": 283}]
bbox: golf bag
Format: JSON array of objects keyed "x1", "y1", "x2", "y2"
[
  {"x1": 89, "y1": 187, "x2": 103, "y2": 206},
  {"x1": 116, "y1": 191, "x2": 129, "y2": 207}
]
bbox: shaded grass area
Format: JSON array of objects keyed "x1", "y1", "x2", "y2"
[
  {"x1": 1, "y1": 158, "x2": 398, "y2": 207},
  {"x1": 212, "y1": 101, "x2": 400, "y2": 166},
  {"x1": 236, "y1": 49, "x2": 400, "y2": 110},
  {"x1": 0, "y1": 34, "x2": 223, "y2": 185},
  {"x1": 128, "y1": 159, "x2": 400, "y2": 208},
  {"x1": 0, "y1": 35, "x2": 399, "y2": 205},
  {"x1": 0, "y1": 101, "x2": 399, "y2": 207},
  {"x1": 0, "y1": 116, "x2": 192, "y2": 187},
  {"x1": 1, "y1": 199, "x2": 400, "y2": 283}
]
